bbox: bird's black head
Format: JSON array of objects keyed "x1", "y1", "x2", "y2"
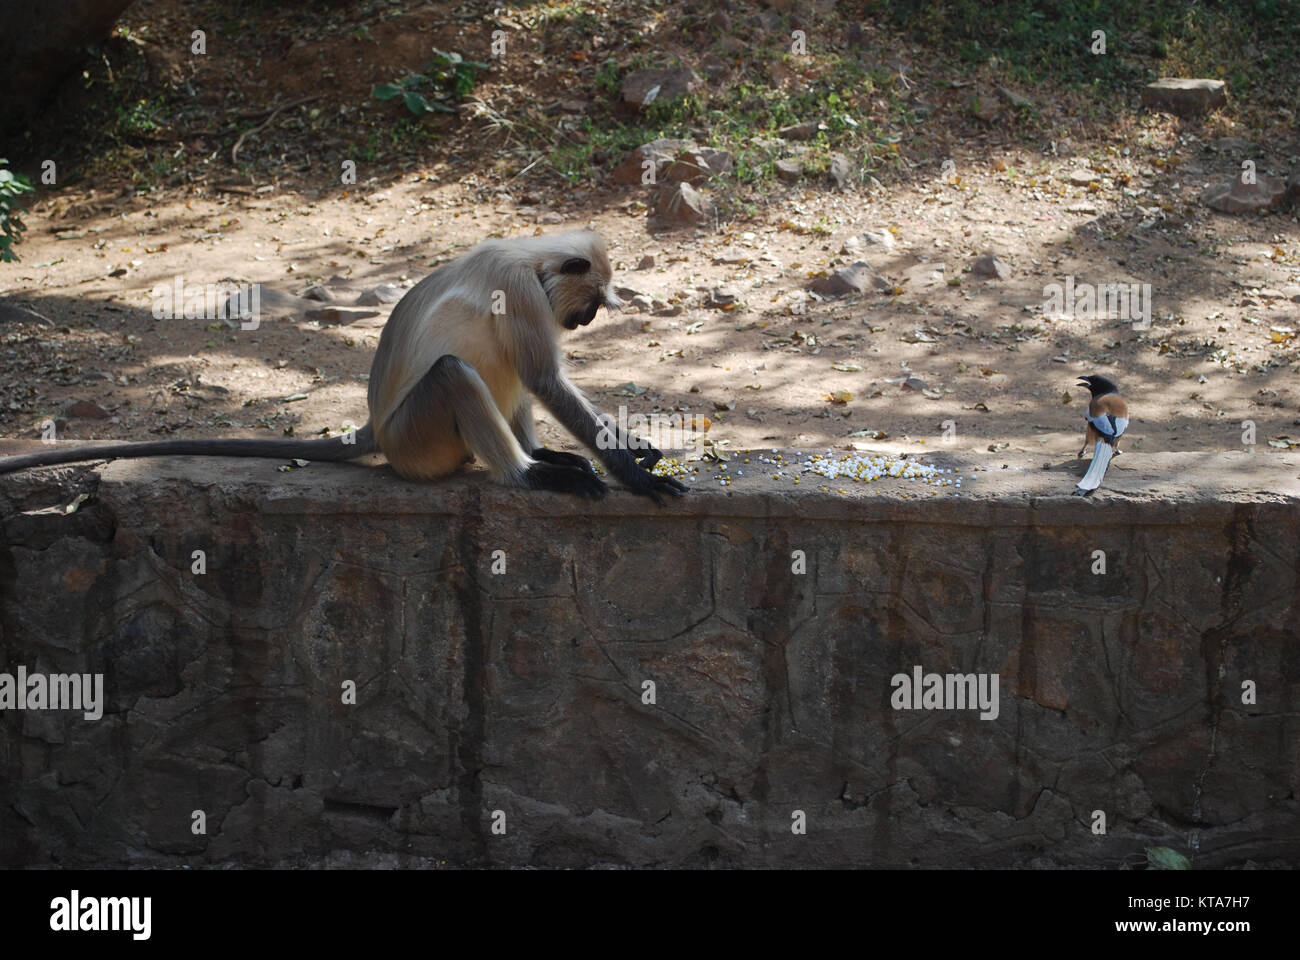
[{"x1": 1077, "y1": 374, "x2": 1119, "y2": 397}]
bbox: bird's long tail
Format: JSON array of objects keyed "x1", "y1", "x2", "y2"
[
  {"x1": 0, "y1": 424, "x2": 377, "y2": 474},
  {"x1": 1073, "y1": 440, "x2": 1113, "y2": 496}
]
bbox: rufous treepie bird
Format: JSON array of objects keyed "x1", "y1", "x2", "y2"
[{"x1": 1073, "y1": 374, "x2": 1128, "y2": 496}]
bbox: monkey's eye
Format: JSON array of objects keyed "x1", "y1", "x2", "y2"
[{"x1": 560, "y1": 257, "x2": 591, "y2": 275}]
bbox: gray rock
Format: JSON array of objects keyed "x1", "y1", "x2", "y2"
[
  {"x1": 653, "y1": 182, "x2": 714, "y2": 228},
  {"x1": 779, "y1": 121, "x2": 820, "y2": 140},
  {"x1": 66, "y1": 400, "x2": 110, "y2": 419},
  {"x1": 1203, "y1": 175, "x2": 1289, "y2": 214},
  {"x1": 861, "y1": 228, "x2": 895, "y2": 249},
  {"x1": 664, "y1": 150, "x2": 716, "y2": 184},
  {"x1": 806, "y1": 261, "x2": 880, "y2": 297},
  {"x1": 303, "y1": 306, "x2": 381, "y2": 325},
  {"x1": 355, "y1": 284, "x2": 404, "y2": 306},
  {"x1": 970, "y1": 95, "x2": 1000, "y2": 122},
  {"x1": 612, "y1": 138, "x2": 698, "y2": 185},
  {"x1": 697, "y1": 147, "x2": 734, "y2": 177},
  {"x1": 301, "y1": 284, "x2": 334, "y2": 303},
  {"x1": 1141, "y1": 78, "x2": 1227, "y2": 116},
  {"x1": 775, "y1": 158, "x2": 804, "y2": 181},
  {"x1": 712, "y1": 248, "x2": 750, "y2": 264},
  {"x1": 707, "y1": 285, "x2": 740, "y2": 308},
  {"x1": 996, "y1": 86, "x2": 1032, "y2": 108},
  {"x1": 971, "y1": 254, "x2": 1012, "y2": 280},
  {"x1": 828, "y1": 152, "x2": 852, "y2": 190},
  {"x1": 0, "y1": 301, "x2": 53, "y2": 326},
  {"x1": 1210, "y1": 137, "x2": 1256, "y2": 154},
  {"x1": 620, "y1": 67, "x2": 703, "y2": 111}
]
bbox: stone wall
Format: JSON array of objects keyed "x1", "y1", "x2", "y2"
[{"x1": 1, "y1": 447, "x2": 1297, "y2": 867}]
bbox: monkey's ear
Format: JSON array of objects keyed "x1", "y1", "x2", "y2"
[{"x1": 559, "y1": 257, "x2": 591, "y2": 275}]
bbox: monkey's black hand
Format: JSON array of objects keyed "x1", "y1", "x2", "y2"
[
  {"x1": 605, "y1": 451, "x2": 687, "y2": 506},
  {"x1": 531, "y1": 447, "x2": 598, "y2": 476},
  {"x1": 524, "y1": 461, "x2": 607, "y2": 498},
  {"x1": 631, "y1": 443, "x2": 663, "y2": 471}
]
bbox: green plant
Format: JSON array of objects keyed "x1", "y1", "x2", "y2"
[
  {"x1": 0, "y1": 159, "x2": 35, "y2": 263},
  {"x1": 117, "y1": 97, "x2": 166, "y2": 136},
  {"x1": 373, "y1": 48, "x2": 489, "y2": 115}
]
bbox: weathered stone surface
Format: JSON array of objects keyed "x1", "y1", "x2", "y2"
[
  {"x1": 779, "y1": 121, "x2": 820, "y2": 140},
  {"x1": 663, "y1": 150, "x2": 717, "y2": 184},
  {"x1": 971, "y1": 253, "x2": 1012, "y2": 279},
  {"x1": 303, "y1": 306, "x2": 381, "y2": 325},
  {"x1": 828, "y1": 152, "x2": 852, "y2": 189},
  {"x1": 1, "y1": 447, "x2": 1298, "y2": 868},
  {"x1": 775, "y1": 158, "x2": 803, "y2": 181},
  {"x1": 612, "y1": 138, "x2": 698, "y2": 186},
  {"x1": 355, "y1": 283, "x2": 405, "y2": 306},
  {"x1": 1141, "y1": 78, "x2": 1227, "y2": 116},
  {"x1": 652, "y1": 182, "x2": 714, "y2": 228},
  {"x1": 806, "y1": 261, "x2": 887, "y2": 297},
  {"x1": 620, "y1": 68, "x2": 703, "y2": 111},
  {"x1": 1203, "y1": 175, "x2": 1290, "y2": 214}
]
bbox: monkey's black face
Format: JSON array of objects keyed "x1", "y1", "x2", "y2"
[{"x1": 563, "y1": 298, "x2": 603, "y2": 330}]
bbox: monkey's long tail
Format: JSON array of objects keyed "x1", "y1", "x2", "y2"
[
  {"x1": 1072, "y1": 439, "x2": 1113, "y2": 496},
  {"x1": 0, "y1": 423, "x2": 378, "y2": 474}
]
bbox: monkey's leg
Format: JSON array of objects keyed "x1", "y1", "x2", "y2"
[
  {"x1": 385, "y1": 356, "x2": 605, "y2": 497},
  {"x1": 509, "y1": 396, "x2": 599, "y2": 476}
]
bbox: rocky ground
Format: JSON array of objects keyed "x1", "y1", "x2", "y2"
[{"x1": 3, "y1": 0, "x2": 1298, "y2": 488}]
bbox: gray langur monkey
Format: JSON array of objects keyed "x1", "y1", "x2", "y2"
[{"x1": 0, "y1": 231, "x2": 688, "y2": 505}]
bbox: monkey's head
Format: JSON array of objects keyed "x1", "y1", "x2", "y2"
[{"x1": 536, "y1": 232, "x2": 623, "y2": 331}]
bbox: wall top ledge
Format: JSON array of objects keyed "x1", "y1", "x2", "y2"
[{"x1": 2, "y1": 441, "x2": 1297, "y2": 523}]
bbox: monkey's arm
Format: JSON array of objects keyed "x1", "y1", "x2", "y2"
[
  {"x1": 525, "y1": 369, "x2": 685, "y2": 504},
  {"x1": 506, "y1": 275, "x2": 684, "y2": 504},
  {"x1": 509, "y1": 396, "x2": 598, "y2": 476}
]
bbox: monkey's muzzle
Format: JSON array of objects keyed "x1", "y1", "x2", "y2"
[{"x1": 564, "y1": 291, "x2": 623, "y2": 330}]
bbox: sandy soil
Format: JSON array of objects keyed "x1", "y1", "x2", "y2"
[{"x1": 4, "y1": 2, "x2": 1299, "y2": 482}]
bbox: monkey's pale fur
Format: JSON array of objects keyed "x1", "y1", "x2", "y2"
[{"x1": 369, "y1": 231, "x2": 616, "y2": 482}]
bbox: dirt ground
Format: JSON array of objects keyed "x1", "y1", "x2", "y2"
[{"x1": 4, "y1": 1, "x2": 1300, "y2": 484}]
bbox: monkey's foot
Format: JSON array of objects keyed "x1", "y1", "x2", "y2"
[
  {"x1": 525, "y1": 461, "x2": 607, "y2": 498},
  {"x1": 1071, "y1": 487, "x2": 1094, "y2": 497},
  {"x1": 531, "y1": 448, "x2": 597, "y2": 476}
]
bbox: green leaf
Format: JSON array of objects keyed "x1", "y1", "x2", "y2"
[
  {"x1": 372, "y1": 83, "x2": 401, "y2": 100},
  {"x1": 1145, "y1": 846, "x2": 1191, "y2": 870},
  {"x1": 402, "y1": 91, "x2": 430, "y2": 114}
]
